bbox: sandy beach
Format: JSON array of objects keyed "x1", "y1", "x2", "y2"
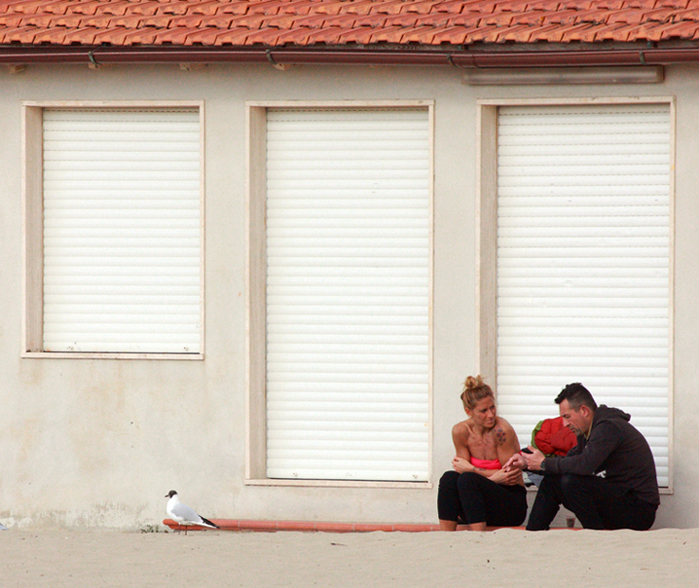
[{"x1": 2, "y1": 526, "x2": 698, "y2": 588}]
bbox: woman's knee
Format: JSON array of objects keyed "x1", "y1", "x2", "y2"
[
  {"x1": 456, "y1": 471, "x2": 481, "y2": 491},
  {"x1": 439, "y1": 470, "x2": 460, "y2": 490}
]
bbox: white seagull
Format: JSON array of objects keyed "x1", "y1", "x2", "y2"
[{"x1": 165, "y1": 490, "x2": 219, "y2": 534}]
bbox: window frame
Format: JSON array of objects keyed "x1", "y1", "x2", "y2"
[
  {"x1": 476, "y1": 96, "x2": 676, "y2": 493},
  {"x1": 245, "y1": 100, "x2": 435, "y2": 488},
  {"x1": 21, "y1": 100, "x2": 206, "y2": 360}
]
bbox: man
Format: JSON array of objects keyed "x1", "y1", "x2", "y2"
[{"x1": 505, "y1": 382, "x2": 659, "y2": 530}]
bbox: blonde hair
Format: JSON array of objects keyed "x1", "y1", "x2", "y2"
[{"x1": 460, "y1": 375, "x2": 494, "y2": 410}]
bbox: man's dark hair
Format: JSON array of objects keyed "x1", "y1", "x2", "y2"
[{"x1": 555, "y1": 382, "x2": 598, "y2": 412}]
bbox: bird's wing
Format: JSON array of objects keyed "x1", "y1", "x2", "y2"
[{"x1": 170, "y1": 502, "x2": 206, "y2": 525}]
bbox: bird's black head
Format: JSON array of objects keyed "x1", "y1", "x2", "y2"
[{"x1": 165, "y1": 490, "x2": 178, "y2": 498}]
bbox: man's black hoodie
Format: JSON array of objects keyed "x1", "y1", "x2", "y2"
[{"x1": 542, "y1": 405, "x2": 660, "y2": 506}]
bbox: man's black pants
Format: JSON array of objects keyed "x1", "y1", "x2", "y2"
[{"x1": 526, "y1": 473, "x2": 657, "y2": 531}]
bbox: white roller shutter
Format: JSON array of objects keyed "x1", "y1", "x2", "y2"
[
  {"x1": 42, "y1": 108, "x2": 201, "y2": 353},
  {"x1": 265, "y1": 108, "x2": 431, "y2": 482},
  {"x1": 496, "y1": 103, "x2": 671, "y2": 486}
]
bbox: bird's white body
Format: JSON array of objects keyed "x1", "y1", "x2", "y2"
[{"x1": 165, "y1": 491, "x2": 218, "y2": 531}]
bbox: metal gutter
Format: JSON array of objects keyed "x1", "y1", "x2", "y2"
[{"x1": 3, "y1": 45, "x2": 699, "y2": 67}]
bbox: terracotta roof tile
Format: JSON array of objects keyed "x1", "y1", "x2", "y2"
[
  {"x1": 345, "y1": 27, "x2": 386, "y2": 43},
  {"x1": 64, "y1": 14, "x2": 114, "y2": 28},
  {"x1": 528, "y1": 23, "x2": 574, "y2": 42},
  {"x1": 241, "y1": 26, "x2": 287, "y2": 44},
  {"x1": 313, "y1": 2, "x2": 345, "y2": 16},
  {"x1": 128, "y1": 2, "x2": 161, "y2": 16},
  {"x1": 403, "y1": 0, "x2": 439, "y2": 14},
  {"x1": 2, "y1": 0, "x2": 699, "y2": 50},
  {"x1": 186, "y1": 1, "x2": 225, "y2": 16},
  {"x1": 150, "y1": 26, "x2": 200, "y2": 45},
  {"x1": 292, "y1": 26, "x2": 344, "y2": 43},
  {"x1": 197, "y1": 14, "x2": 241, "y2": 28},
  {"x1": 335, "y1": 13, "x2": 389, "y2": 28},
  {"x1": 211, "y1": 27, "x2": 254, "y2": 44},
  {"x1": 468, "y1": 24, "x2": 504, "y2": 42},
  {"x1": 0, "y1": 14, "x2": 23, "y2": 27},
  {"x1": 183, "y1": 27, "x2": 226, "y2": 45},
  {"x1": 400, "y1": 25, "x2": 440, "y2": 43},
  {"x1": 247, "y1": 1, "x2": 286, "y2": 15},
  {"x1": 481, "y1": 12, "x2": 515, "y2": 26},
  {"x1": 158, "y1": 3, "x2": 191, "y2": 16},
  {"x1": 605, "y1": 9, "x2": 647, "y2": 24},
  {"x1": 341, "y1": 1, "x2": 381, "y2": 16},
  {"x1": 70, "y1": 2, "x2": 101, "y2": 16},
  {"x1": 225, "y1": 13, "x2": 269, "y2": 29},
  {"x1": 428, "y1": 25, "x2": 475, "y2": 43},
  {"x1": 559, "y1": 22, "x2": 613, "y2": 41},
  {"x1": 596, "y1": 22, "x2": 634, "y2": 40},
  {"x1": 383, "y1": 14, "x2": 421, "y2": 27},
  {"x1": 11, "y1": 1, "x2": 67, "y2": 16},
  {"x1": 275, "y1": 1, "x2": 315, "y2": 16},
  {"x1": 1, "y1": 25, "x2": 36, "y2": 44},
  {"x1": 137, "y1": 14, "x2": 175, "y2": 28},
  {"x1": 436, "y1": 0, "x2": 467, "y2": 12},
  {"x1": 16, "y1": 14, "x2": 56, "y2": 28},
  {"x1": 217, "y1": 3, "x2": 250, "y2": 15},
  {"x1": 93, "y1": 2, "x2": 132, "y2": 17},
  {"x1": 674, "y1": 7, "x2": 699, "y2": 19},
  {"x1": 369, "y1": 25, "x2": 407, "y2": 42},
  {"x1": 110, "y1": 15, "x2": 150, "y2": 29},
  {"x1": 446, "y1": 13, "x2": 491, "y2": 26}
]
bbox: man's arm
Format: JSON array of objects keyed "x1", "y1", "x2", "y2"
[{"x1": 543, "y1": 421, "x2": 621, "y2": 475}]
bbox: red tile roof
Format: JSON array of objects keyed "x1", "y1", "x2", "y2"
[{"x1": 1, "y1": 0, "x2": 699, "y2": 48}]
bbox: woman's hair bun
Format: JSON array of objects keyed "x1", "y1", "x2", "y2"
[
  {"x1": 464, "y1": 374, "x2": 484, "y2": 390},
  {"x1": 460, "y1": 375, "x2": 493, "y2": 410}
]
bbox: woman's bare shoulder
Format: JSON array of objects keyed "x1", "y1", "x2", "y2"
[
  {"x1": 493, "y1": 417, "x2": 520, "y2": 449},
  {"x1": 452, "y1": 419, "x2": 471, "y2": 439},
  {"x1": 495, "y1": 416, "x2": 516, "y2": 433}
]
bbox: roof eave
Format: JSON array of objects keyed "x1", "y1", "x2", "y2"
[{"x1": 3, "y1": 42, "x2": 699, "y2": 68}]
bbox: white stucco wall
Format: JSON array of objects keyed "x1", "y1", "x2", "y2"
[{"x1": 0, "y1": 61, "x2": 697, "y2": 529}]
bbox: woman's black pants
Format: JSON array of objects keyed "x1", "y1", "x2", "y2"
[{"x1": 437, "y1": 470, "x2": 528, "y2": 527}]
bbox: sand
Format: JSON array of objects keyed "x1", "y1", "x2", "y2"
[{"x1": 2, "y1": 527, "x2": 698, "y2": 588}]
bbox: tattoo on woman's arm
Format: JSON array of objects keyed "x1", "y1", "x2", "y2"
[{"x1": 495, "y1": 427, "x2": 507, "y2": 445}]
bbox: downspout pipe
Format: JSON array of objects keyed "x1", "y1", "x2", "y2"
[{"x1": 2, "y1": 45, "x2": 699, "y2": 67}]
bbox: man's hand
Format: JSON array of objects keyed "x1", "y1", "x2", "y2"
[
  {"x1": 522, "y1": 446, "x2": 546, "y2": 471},
  {"x1": 504, "y1": 446, "x2": 547, "y2": 471},
  {"x1": 503, "y1": 452, "x2": 526, "y2": 471}
]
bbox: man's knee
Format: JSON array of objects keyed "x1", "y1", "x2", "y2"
[{"x1": 559, "y1": 473, "x2": 580, "y2": 496}]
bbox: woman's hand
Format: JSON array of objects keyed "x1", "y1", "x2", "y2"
[
  {"x1": 490, "y1": 467, "x2": 522, "y2": 486},
  {"x1": 452, "y1": 456, "x2": 470, "y2": 473}
]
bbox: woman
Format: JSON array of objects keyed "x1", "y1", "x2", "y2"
[{"x1": 437, "y1": 375, "x2": 527, "y2": 531}]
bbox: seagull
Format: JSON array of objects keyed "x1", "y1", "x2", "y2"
[
  {"x1": 0, "y1": 523, "x2": 7, "y2": 531},
  {"x1": 165, "y1": 490, "x2": 219, "y2": 534}
]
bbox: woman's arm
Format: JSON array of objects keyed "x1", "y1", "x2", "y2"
[
  {"x1": 495, "y1": 417, "x2": 522, "y2": 465},
  {"x1": 490, "y1": 418, "x2": 525, "y2": 485},
  {"x1": 451, "y1": 420, "x2": 522, "y2": 484},
  {"x1": 451, "y1": 422, "x2": 474, "y2": 473}
]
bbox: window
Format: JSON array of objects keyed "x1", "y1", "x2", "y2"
[
  {"x1": 478, "y1": 100, "x2": 672, "y2": 487},
  {"x1": 23, "y1": 104, "x2": 203, "y2": 358},
  {"x1": 247, "y1": 103, "x2": 433, "y2": 484}
]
